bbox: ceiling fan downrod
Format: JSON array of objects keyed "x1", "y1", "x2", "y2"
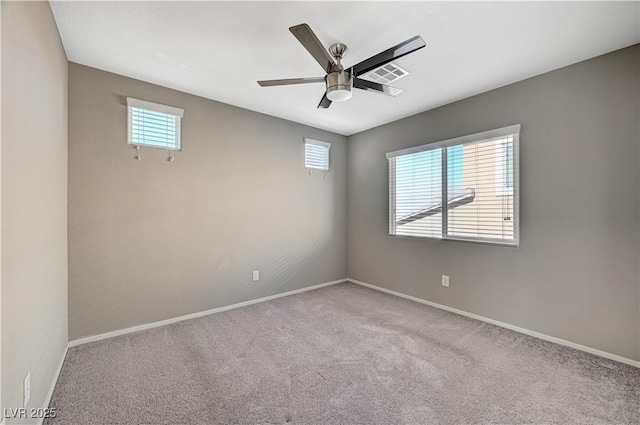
[{"x1": 326, "y1": 43, "x2": 352, "y2": 102}]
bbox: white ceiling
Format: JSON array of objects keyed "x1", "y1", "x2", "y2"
[{"x1": 50, "y1": 1, "x2": 639, "y2": 136}]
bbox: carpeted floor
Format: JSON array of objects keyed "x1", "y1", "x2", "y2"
[{"x1": 46, "y1": 283, "x2": 639, "y2": 424}]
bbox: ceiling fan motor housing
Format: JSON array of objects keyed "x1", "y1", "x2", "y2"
[{"x1": 326, "y1": 69, "x2": 353, "y2": 102}]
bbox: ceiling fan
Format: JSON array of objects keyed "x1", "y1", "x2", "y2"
[{"x1": 257, "y1": 24, "x2": 426, "y2": 109}]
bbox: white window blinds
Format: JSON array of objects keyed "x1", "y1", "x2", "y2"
[
  {"x1": 127, "y1": 98, "x2": 184, "y2": 151},
  {"x1": 387, "y1": 125, "x2": 520, "y2": 246},
  {"x1": 304, "y1": 138, "x2": 330, "y2": 171}
]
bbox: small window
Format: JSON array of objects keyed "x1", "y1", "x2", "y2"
[
  {"x1": 304, "y1": 138, "x2": 330, "y2": 171},
  {"x1": 127, "y1": 98, "x2": 184, "y2": 151},
  {"x1": 386, "y1": 125, "x2": 520, "y2": 246}
]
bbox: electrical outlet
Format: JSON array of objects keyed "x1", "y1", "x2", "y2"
[
  {"x1": 252, "y1": 270, "x2": 260, "y2": 282},
  {"x1": 23, "y1": 372, "x2": 31, "y2": 407},
  {"x1": 442, "y1": 275, "x2": 450, "y2": 287}
]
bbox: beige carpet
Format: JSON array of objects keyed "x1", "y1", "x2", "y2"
[{"x1": 46, "y1": 283, "x2": 639, "y2": 424}]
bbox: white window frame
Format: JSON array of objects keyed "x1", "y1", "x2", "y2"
[
  {"x1": 304, "y1": 138, "x2": 331, "y2": 171},
  {"x1": 127, "y1": 97, "x2": 184, "y2": 151},
  {"x1": 386, "y1": 124, "x2": 520, "y2": 247}
]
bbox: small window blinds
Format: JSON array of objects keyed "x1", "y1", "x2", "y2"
[
  {"x1": 127, "y1": 98, "x2": 184, "y2": 151},
  {"x1": 304, "y1": 138, "x2": 331, "y2": 171},
  {"x1": 386, "y1": 125, "x2": 520, "y2": 246}
]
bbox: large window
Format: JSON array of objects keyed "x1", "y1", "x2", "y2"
[{"x1": 387, "y1": 125, "x2": 520, "y2": 246}]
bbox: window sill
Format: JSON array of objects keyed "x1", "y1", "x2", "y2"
[{"x1": 388, "y1": 233, "x2": 519, "y2": 248}]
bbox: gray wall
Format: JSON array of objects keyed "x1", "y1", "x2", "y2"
[
  {"x1": 1, "y1": 1, "x2": 68, "y2": 421},
  {"x1": 68, "y1": 64, "x2": 348, "y2": 341},
  {"x1": 348, "y1": 45, "x2": 640, "y2": 361}
]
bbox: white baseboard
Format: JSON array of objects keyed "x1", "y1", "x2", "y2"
[
  {"x1": 69, "y1": 279, "x2": 347, "y2": 348},
  {"x1": 347, "y1": 278, "x2": 640, "y2": 368},
  {"x1": 38, "y1": 343, "x2": 68, "y2": 425}
]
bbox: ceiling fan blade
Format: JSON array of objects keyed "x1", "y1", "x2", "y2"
[
  {"x1": 257, "y1": 77, "x2": 325, "y2": 87},
  {"x1": 351, "y1": 35, "x2": 426, "y2": 77},
  {"x1": 317, "y1": 92, "x2": 332, "y2": 109},
  {"x1": 289, "y1": 23, "x2": 336, "y2": 73},
  {"x1": 353, "y1": 78, "x2": 403, "y2": 96}
]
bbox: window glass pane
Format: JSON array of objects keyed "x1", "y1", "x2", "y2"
[
  {"x1": 130, "y1": 107, "x2": 179, "y2": 149},
  {"x1": 505, "y1": 143, "x2": 514, "y2": 188},
  {"x1": 305, "y1": 143, "x2": 329, "y2": 170},
  {"x1": 447, "y1": 144, "x2": 464, "y2": 190},
  {"x1": 394, "y1": 149, "x2": 442, "y2": 238},
  {"x1": 447, "y1": 138, "x2": 514, "y2": 241}
]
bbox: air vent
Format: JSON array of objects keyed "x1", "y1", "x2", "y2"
[{"x1": 361, "y1": 62, "x2": 409, "y2": 85}]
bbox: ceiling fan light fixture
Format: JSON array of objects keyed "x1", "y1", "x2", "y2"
[{"x1": 326, "y1": 86, "x2": 352, "y2": 102}]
